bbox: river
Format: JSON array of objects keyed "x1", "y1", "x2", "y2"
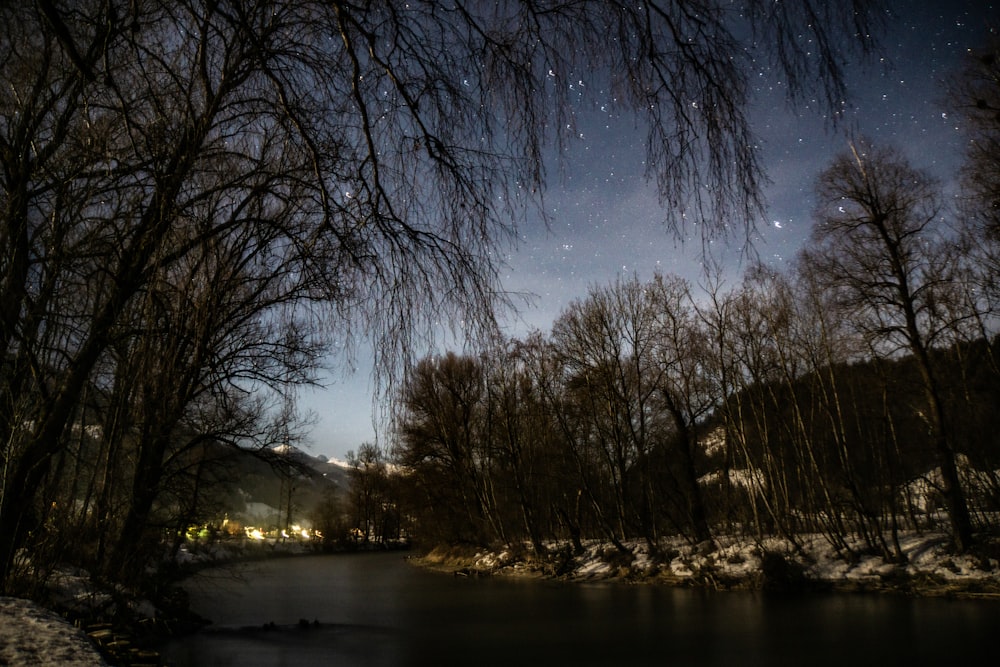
[{"x1": 161, "y1": 552, "x2": 994, "y2": 666}]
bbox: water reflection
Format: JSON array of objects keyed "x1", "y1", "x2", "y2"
[{"x1": 162, "y1": 553, "x2": 994, "y2": 666}]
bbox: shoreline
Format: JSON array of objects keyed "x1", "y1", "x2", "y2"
[
  {"x1": 412, "y1": 532, "x2": 1000, "y2": 600},
  {"x1": 5, "y1": 533, "x2": 996, "y2": 666},
  {"x1": 0, "y1": 597, "x2": 109, "y2": 666}
]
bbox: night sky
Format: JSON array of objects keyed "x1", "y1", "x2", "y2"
[{"x1": 306, "y1": 0, "x2": 999, "y2": 463}]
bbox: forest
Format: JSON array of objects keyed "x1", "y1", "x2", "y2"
[
  {"x1": 384, "y1": 34, "x2": 1000, "y2": 563},
  {"x1": 385, "y1": 45, "x2": 1000, "y2": 561},
  {"x1": 390, "y1": 267, "x2": 1000, "y2": 563}
]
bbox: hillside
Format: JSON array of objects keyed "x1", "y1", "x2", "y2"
[{"x1": 207, "y1": 443, "x2": 352, "y2": 533}]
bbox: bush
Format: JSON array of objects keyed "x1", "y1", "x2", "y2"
[
  {"x1": 759, "y1": 551, "x2": 809, "y2": 592},
  {"x1": 600, "y1": 545, "x2": 635, "y2": 572}
]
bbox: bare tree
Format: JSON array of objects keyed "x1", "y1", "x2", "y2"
[
  {"x1": 394, "y1": 353, "x2": 497, "y2": 545},
  {"x1": 714, "y1": 278, "x2": 802, "y2": 545},
  {"x1": 481, "y1": 338, "x2": 557, "y2": 556},
  {"x1": 807, "y1": 140, "x2": 975, "y2": 551},
  {"x1": 550, "y1": 280, "x2": 661, "y2": 549},
  {"x1": 792, "y1": 257, "x2": 907, "y2": 558},
  {"x1": 646, "y1": 274, "x2": 715, "y2": 544},
  {"x1": 513, "y1": 332, "x2": 589, "y2": 554},
  {"x1": 346, "y1": 443, "x2": 390, "y2": 545}
]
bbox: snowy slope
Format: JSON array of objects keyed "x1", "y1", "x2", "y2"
[{"x1": 0, "y1": 597, "x2": 107, "y2": 666}]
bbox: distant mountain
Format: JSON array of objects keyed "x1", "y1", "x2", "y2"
[
  {"x1": 267, "y1": 443, "x2": 353, "y2": 487},
  {"x1": 214, "y1": 443, "x2": 352, "y2": 529}
]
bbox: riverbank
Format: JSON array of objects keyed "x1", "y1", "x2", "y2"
[
  {"x1": 161, "y1": 549, "x2": 999, "y2": 666},
  {"x1": 6, "y1": 531, "x2": 995, "y2": 665},
  {"x1": 416, "y1": 531, "x2": 1000, "y2": 598},
  {"x1": 0, "y1": 597, "x2": 108, "y2": 666},
  {"x1": 0, "y1": 539, "x2": 410, "y2": 666},
  {"x1": 0, "y1": 561, "x2": 207, "y2": 666}
]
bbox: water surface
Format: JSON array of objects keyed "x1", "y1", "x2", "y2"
[{"x1": 161, "y1": 552, "x2": 995, "y2": 666}]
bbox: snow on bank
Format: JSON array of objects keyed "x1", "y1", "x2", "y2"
[
  {"x1": 0, "y1": 597, "x2": 107, "y2": 666},
  {"x1": 429, "y1": 531, "x2": 1000, "y2": 597}
]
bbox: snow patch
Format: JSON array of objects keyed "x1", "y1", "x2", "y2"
[
  {"x1": 0, "y1": 597, "x2": 107, "y2": 666},
  {"x1": 700, "y1": 427, "x2": 727, "y2": 457},
  {"x1": 456, "y1": 531, "x2": 1000, "y2": 595}
]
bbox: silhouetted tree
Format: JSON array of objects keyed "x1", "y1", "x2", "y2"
[
  {"x1": 481, "y1": 339, "x2": 556, "y2": 556},
  {"x1": 646, "y1": 273, "x2": 715, "y2": 544},
  {"x1": 807, "y1": 140, "x2": 975, "y2": 551},
  {"x1": 395, "y1": 353, "x2": 495, "y2": 544},
  {"x1": 347, "y1": 443, "x2": 390, "y2": 544}
]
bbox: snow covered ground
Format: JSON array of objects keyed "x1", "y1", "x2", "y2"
[
  {"x1": 0, "y1": 597, "x2": 107, "y2": 666},
  {"x1": 433, "y1": 531, "x2": 1000, "y2": 597},
  {"x1": 0, "y1": 564, "x2": 162, "y2": 666}
]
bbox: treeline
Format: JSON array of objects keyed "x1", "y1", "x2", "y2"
[
  {"x1": 392, "y1": 39, "x2": 1000, "y2": 557},
  {"x1": 392, "y1": 277, "x2": 1000, "y2": 561}
]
